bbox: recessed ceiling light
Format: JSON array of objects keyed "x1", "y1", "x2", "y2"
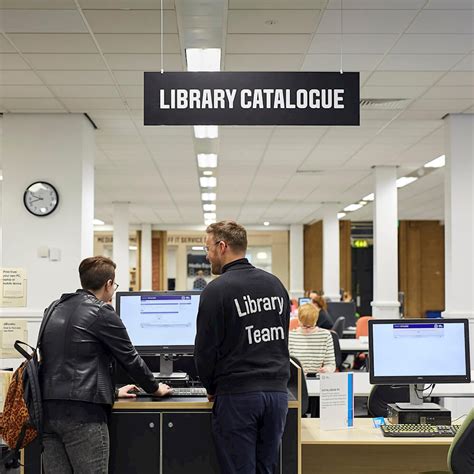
[
  {"x1": 344, "y1": 203, "x2": 363, "y2": 212},
  {"x1": 202, "y1": 193, "x2": 216, "y2": 201},
  {"x1": 186, "y1": 48, "x2": 221, "y2": 72},
  {"x1": 93, "y1": 218, "x2": 105, "y2": 225},
  {"x1": 424, "y1": 154, "x2": 445, "y2": 168},
  {"x1": 337, "y1": 212, "x2": 346, "y2": 219},
  {"x1": 200, "y1": 177, "x2": 217, "y2": 188},
  {"x1": 204, "y1": 219, "x2": 216, "y2": 226},
  {"x1": 194, "y1": 126, "x2": 219, "y2": 139},
  {"x1": 204, "y1": 212, "x2": 216, "y2": 220},
  {"x1": 197, "y1": 153, "x2": 217, "y2": 168},
  {"x1": 203, "y1": 171, "x2": 213, "y2": 176},
  {"x1": 263, "y1": 221, "x2": 270, "y2": 226},
  {"x1": 203, "y1": 203, "x2": 216, "y2": 212},
  {"x1": 362, "y1": 193, "x2": 374, "y2": 202},
  {"x1": 396, "y1": 176, "x2": 418, "y2": 188}
]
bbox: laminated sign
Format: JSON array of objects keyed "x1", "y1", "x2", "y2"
[
  {"x1": 0, "y1": 268, "x2": 27, "y2": 307},
  {"x1": 144, "y1": 72, "x2": 359, "y2": 126}
]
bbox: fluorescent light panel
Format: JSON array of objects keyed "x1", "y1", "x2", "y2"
[
  {"x1": 263, "y1": 221, "x2": 270, "y2": 226},
  {"x1": 203, "y1": 171, "x2": 213, "y2": 176},
  {"x1": 204, "y1": 212, "x2": 216, "y2": 220},
  {"x1": 337, "y1": 212, "x2": 346, "y2": 219},
  {"x1": 396, "y1": 176, "x2": 418, "y2": 188},
  {"x1": 362, "y1": 193, "x2": 374, "y2": 202},
  {"x1": 204, "y1": 219, "x2": 216, "y2": 226},
  {"x1": 186, "y1": 48, "x2": 221, "y2": 72},
  {"x1": 200, "y1": 176, "x2": 217, "y2": 188},
  {"x1": 344, "y1": 203, "x2": 364, "y2": 212},
  {"x1": 197, "y1": 153, "x2": 217, "y2": 168},
  {"x1": 194, "y1": 126, "x2": 219, "y2": 139},
  {"x1": 93, "y1": 218, "x2": 104, "y2": 225},
  {"x1": 202, "y1": 193, "x2": 216, "y2": 201},
  {"x1": 203, "y1": 204, "x2": 216, "y2": 212},
  {"x1": 424, "y1": 154, "x2": 445, "y2": 168}
]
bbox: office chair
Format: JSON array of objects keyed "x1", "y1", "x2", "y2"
[
  {"x1": 331, "y1": 316, "x2": 346, "y2": 338},
  {"x1": 367, "y1": 384, "x2": 410, "y2": 418},
  {"x1": 329, "y1": 330, "x2": 343, "y2": 372},
  {"x1": 289, "y1": 356, "x2": 309, "y2": 416},
  {"x1": 355, "y1": 316, "x2": 373, "y2": 339},
  {"x1": 448, "y1": 408, "x2": 474, "y2": 473}
]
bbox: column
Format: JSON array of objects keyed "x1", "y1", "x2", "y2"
[
  {"x1": 289, "y1": 224, "x2": 304, "y2": 297},
  {"x1": 322, "y1": 205, "x2": 340, "y2": 301},
  {"x1": 2, "y1": 114, "x2": 94, "y2": 309},
  {"x1": 113, "y1": 202, "x2": 130, "y2": 291},
  {"x1": 371, "y1": 166, "x2": 400, "y2": 319},
  {"x1": 443, "y1": 114, "x2": 474, "y2": 365},
  {"x1": 140, "y1": 224, "x2": 152, "y2": 290}
]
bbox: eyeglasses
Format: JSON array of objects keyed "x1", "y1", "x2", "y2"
[
  {"x1": 204, "y1": 240, "x2": 223, "y2": 253},
  {"x1": 113, "y1": 282, "x2": 119, "y2": 291}
]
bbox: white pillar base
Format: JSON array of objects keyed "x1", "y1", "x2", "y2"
[{"x1": 371, "y1": 301, "x2": 400, "y2": 319}]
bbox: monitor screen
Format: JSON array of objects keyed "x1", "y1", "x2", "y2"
[
  {"x1": 116, "y1": 291, "x2": 201, "y2": 354},
  {"x1": 369, "y1": 319, "x2": 471, "y2": 384},
  {"x1": 298, "y1": 297, "x2": 311, "y2": 306},
  {"x1": 327, "y1": 301, "x2": 356, "y2": 326}
]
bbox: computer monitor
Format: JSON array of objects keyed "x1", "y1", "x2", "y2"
[
  {"x1": 298, "y1": 297, "x2": 311, "y2": 306},
  {"x1": 116, "y1": 291, "x2": 201, "y2": 378},
  {"x1": 369, "y1": 319, "x2": 471, "y2": 410},
  {"x1": 327, "y1": 301, "x2": 356, "y2": 327}
]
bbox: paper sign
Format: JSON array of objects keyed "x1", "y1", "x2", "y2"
[
  {"x1": 0, "y1": 319, "x2": 28, "y2": 358},
  {"x1": 320, "y1": 372, "x2": 354, "y2": 430},
  {"x1": 0, "y1": 268, "x2": 27, "y2": 307}
]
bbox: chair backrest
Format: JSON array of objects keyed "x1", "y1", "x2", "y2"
[
  {"x1": 356, "y1": 316, "x2": 373, "y2": 339},
  {"x1": 289, "y1": 355, "x2": 309, "y2": 416},
  {"x1": 329, "y1": 330, "x2": 343, "y2": 371},
  {"x1": 448, "y1": 408, "x2": 474, "y2": 473},
  {"x1": 331, "y1": 316, "x2": 346, "y2": 338},
  {"x1": 289, "y1": 318, "x2": 299, "y2": 331},
  {"x1": 367, "y1": 385, "x2": 410, "y2": 418}
]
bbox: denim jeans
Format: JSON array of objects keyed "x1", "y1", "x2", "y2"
[{"x1": 42, "y1": 419, "x2": 109, "y2": 474}]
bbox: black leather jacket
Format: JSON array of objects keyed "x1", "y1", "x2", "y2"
[{"x1": 40, "y1": 290, "x2": 158, "y2": 405}]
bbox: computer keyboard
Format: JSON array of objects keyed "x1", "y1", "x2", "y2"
[
  {"x1": 133, "y1": 386, "x2": 207, "y2": 398},
  {"x1": 381, "y1": 424, "x2": 461, "y2": 438}
]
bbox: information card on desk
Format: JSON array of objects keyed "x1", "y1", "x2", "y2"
[{"x1": 320, "y1": 373, "x2": 354, "y2": 430}]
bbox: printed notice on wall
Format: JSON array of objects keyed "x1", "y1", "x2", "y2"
[
  {"x1": 0, "y1": 319, "x2": 28, "y2": 358},
  {"x1": 320, "y1": 372, "x2": 354, "y2": 430},
  {"x1": 0, "y1": 268, "x2": 27, "y2": 307}
]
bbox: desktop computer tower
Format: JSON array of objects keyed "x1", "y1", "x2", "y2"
[{"x1": 387, "y1": 404, "x2": 451, "y2": 425}]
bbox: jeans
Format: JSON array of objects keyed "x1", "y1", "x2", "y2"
[
  {"x1": 42, "y1": 419, "x2": 109, "y2": 474},
  {"x1": 212, "y1": 391, "x2": 288, "y2": 474}
]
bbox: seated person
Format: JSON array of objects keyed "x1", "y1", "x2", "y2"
[
  {"x1": 311, "y1": 295, "x2": 333, "y2": 330},
  {"x1": 288, "y1": 303, "x2": 336, "y2": 374},
  {"x1": 342, "y1": 291, "x2": 353, "y2": 302}
]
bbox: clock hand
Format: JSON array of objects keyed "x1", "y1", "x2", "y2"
[{"x1": 29, "y1": 197, "x2": 44, "y2": 203}]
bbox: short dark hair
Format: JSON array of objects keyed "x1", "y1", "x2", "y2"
[
  {"x1": 206, "y1": 220, "x2": 247, "y2": 253},
  {"x1": 79, "y1": 256, "x2": 116, "y2": 291}
]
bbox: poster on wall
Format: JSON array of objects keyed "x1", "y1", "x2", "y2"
[
  {"x1": 145, "y1": 72, "x2": 360, "y2": 126},
  {"x1": 0, "y1": 268, "x2": 27, "y2": 307},
  {"x1": 0, "y1": 319, "x2": 28, "y2": 358}
]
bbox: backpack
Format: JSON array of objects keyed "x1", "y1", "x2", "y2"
[{"x1": 1, "y1": 300, "x2": 59, "y2": 467}]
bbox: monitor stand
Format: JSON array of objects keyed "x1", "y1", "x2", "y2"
[
  {"x1": 154, "y1": 354, "x2": 188, "y2": 380},
  {"x1": 395, "y1": 384, "x2": 440, "y2": 410}
]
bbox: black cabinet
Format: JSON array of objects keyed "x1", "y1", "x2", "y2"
[{"x1": 109, "y1": 412, "x2": 160, "y2": 474}]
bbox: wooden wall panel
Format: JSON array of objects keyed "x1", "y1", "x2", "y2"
[
  {"x1": 304, "y1": 221, "x2": 323, "y2": 292},
  {"x1": 399, "y1": 221, "x2": 445, "y2": 318},
  {"x1": 152, "y1": 230, "x2": 167, "y2": 290},
  {"x1": 339, "y1": 220, "x2": 352, "y2": 293}
]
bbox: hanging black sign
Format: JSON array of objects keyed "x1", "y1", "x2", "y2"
[{"x1": 144, "y1": 71, "x2": 359, "y2": 126}]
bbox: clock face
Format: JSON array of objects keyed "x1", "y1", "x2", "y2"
[{"x1": 23, "y1": 181, "x2": 59, "y2": 217}]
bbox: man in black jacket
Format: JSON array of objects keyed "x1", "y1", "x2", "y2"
[
  {"x1": 40, "y1": 256, "x2": 171, "y2": 474},
  {"x1": 194, "y1": 221, "x2": 290, "y2": 474}
]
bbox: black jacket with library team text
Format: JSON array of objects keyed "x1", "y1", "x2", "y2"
[{"x1": 194, "y1": 258, "x2": 290, "y2": 395}]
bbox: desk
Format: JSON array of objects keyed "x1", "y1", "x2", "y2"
[
  {"x1": 306, "y1": 371, "x2": 474, "y2": 398},
  {"x1": 339, "y1": 339, "x2": 369, "y2": 353},
  {"x1": 302, "y1": 418, "x2": 451, "y2": 473},
  {"x1": 342, "y1": 327, "x2": 356, "y2": 338}
]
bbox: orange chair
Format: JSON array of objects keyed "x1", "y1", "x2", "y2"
[
  {"x1": 289, "y1": 318, "x2": 299, "y2": 331},
  {"x1": 355, "y1": 316, "x2": 373, "y2": 339}
]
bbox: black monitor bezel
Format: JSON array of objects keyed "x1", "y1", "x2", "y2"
[
  {"x1": 298, "y1": 297, "x2": 311, "y2": 306},
  {"x1": 116, "y1": 290, "x2": 201, "y2": 355},
  {"x1": 368, "y1": 318, "x2": 471, "y2": 385}
]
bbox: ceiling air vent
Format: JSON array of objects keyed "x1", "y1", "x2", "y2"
[{"x1": 360, "y1": 98, "x2": 409, "y2": 110}]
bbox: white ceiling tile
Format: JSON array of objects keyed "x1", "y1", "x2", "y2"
[
  {"x1": 226, "y1": 34, "x2": 311, "y2": 54},
  {"x1": 228, "y1": 10, "x2": 321, "y2": 34},
  {"x1": 120, "y1": 85, "x2": 143, "y2": 98},
  {"x1": 392, "y1": 34, "x2": 473, "y2": 55},
  {"x1": 361, "y1": 85, "x2": 428, "y2": 99},
  {"x1": 78, "y1": 0, "x2": 175, "y2": 8},
  {"x1": 37, "y1": 70, "x2": 114, "y2": 85},
  {"x1": 229, "y1": 0, "x2": 326, "y2": 8},
  {"x1": 378, "y1": 54, "x2": 464, "y2": 71},
  {"x1": 328, "y1": 0, "x2": 425, "y2": 7},
  {"x1": 410, "y1": 98, "x2": 471, "y2": 111},
  {"x1": 0, "y1": 0, "x2": 75, "y2": 8},
  {"x1": 302, "y1": 54, "x2": 382, "y2": 71},
  {"x1": 453, "y1": 54, "x2": 474, "y2": 71},
  {"x1": 309, "y1": 34, "x2": 398, "y2": 54},
  {"x1": 398, "y1": 109, "x2": 452, "y2": 120},
  {"x1": 112, "y1": 70, "x2": 144, "y2": 85},
  {"x1": 0, "y1": 10, "x2": 87, "y2": 33},
  {"x1": 0, "y1": 85, "x2": 53, "y2": 97},
  {"x1": 0, "y1": 70, "x2": 43, "y2": 84},
  {"x1": 408, "y1": 11, "x2": 474, "y2": 34},
  {"x1": 61, "y1": 97, "x2": 126, "y2": 110},
  {"x1": 437, "y1": 71, "x2": 474, "y2": 86},
  {"x1": 49, "y1": 84, "x2": 120, "y2": 97},
  {"x1": 95, "y1": 34, "x2": 180, "y2": 54},
  {"x1": 226, "y1": 54, "x2": 303, "y2": 71},
  {"x1": 365, "y1": 71, "x2": 444, "y2": 86},
  {"x1": 317, "y1": 10, "x2": 417, "y2": 34},
  {"x1": 25, "y1": 53, "x2": 106, "y2": 70},
  {"x1": 105, "y1": 53, "x2": 183, "y2": 71},
  {"x1": 426, "y1": 0, "x2": 474, "y2": 8},
  {"x1": 83, "y1": 10, "x2": 178, "y2": 34},
  {"x1": 7, "y1": 33, "x2": 97, "y2": 53},
  {"x1": 423, "y1": 86, "x2": 474, "y2": 99},
  {"x1": 0, "y1": 53, "x2": 29, "y2": 69},
  {"x1": 0, "y1": 35, "x2": 15, "y2": 52},
  {"x1": 0, "y1": 97, "x2": 65, "y2": 109}
]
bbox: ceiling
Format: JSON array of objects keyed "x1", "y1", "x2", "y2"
[{"x1": 0, "y1": 0, "x2": 473, "y2": 226}]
